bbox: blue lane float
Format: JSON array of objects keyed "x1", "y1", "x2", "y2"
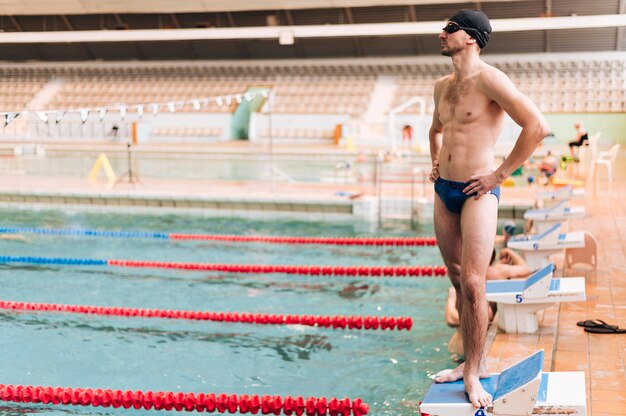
[
  {"x1": 0, "y1": 256, "x2": 108, "y2": 266},
  {"x1": 0, "y1": 227, "x2": 169, "y2": 239}
]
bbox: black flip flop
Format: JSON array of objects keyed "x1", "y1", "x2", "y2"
[
  {"x1": 576, "y1": 319, "x2": 618, "y2": 329},
  {"x1": 584, "y1": 325, "x2": 626, "y2": 334}
]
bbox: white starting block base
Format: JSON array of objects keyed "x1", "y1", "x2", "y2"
[
  {"x1": 524, "y1": 202, "x2": 586, "y2": 234},
  {"x1": 420, "y1": 372, "x2": 586, "y2": 416},
  {"x1": 535, "y1": 186, "x2": 584, "y2": 208},
  {"x1": 487, "y1": 276, "x2": 586, "y2": 333},
  {"x1": 507, "y1": 224, "x2": 585, "y2": 270},
  {"x1": 420, "y1": 351, "x2": 586, "y2": 416}
]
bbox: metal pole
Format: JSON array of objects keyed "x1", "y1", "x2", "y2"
[
  {"x1": 268, "y1": 89, "x2": 275, "y2": 193},
  {"x1": 372, "y1": 154, "x2": 378, "y2": 197},
  {"x1": 411, "y1": 167, "x2": 416, "y2": 227},
  {"x1": 377, "y1": 152, "x2": 383, "y2": 228},
  {"x1": 126, "y1": 142, "x2": 134, "y2": 183}
]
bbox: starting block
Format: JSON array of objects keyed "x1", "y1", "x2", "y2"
[
  {"x1": 486, "y1": 263, "x2": 586, "y2": 333},
  {"x1": 507, "y1": 223, "x2": 585, "y2": 270},
  {"x1": 535, "y1": 185, "x2": 584, "y2": 208},
  {"x1": 420, "y1": 350, "x2": 586, "y2": 416},
  {"x1": 523, "y1": 200, "x2": 586, "y2": 234}
]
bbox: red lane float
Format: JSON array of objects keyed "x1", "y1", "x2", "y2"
[
  {"x1": 0, "y1": 300, "x2": 413, "y2": 331},
  {"x1": 107, "y1": 260, "x2": 447, "y2": 277},
  {"x1": 0, "y1": 383, "x2": 369, "y2": 415},
  {"x1": 169, "y1": 234, "x2": 437, "y2": 247}
]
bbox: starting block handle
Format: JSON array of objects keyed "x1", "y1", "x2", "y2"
[
  {"x1": 556, "y1": 185, "x2": 573, "y2": 199},
  {"x1": 493, "y1": 350, "x2": 543, "y2": 400},
  {"x1": 550, "y1": 200, "x2": 567, "y2": 214},
  {"x1": 522, "y1": 263, "x2": 554, "y2": 299},
  {"x1": 492, "y1": 350, "x2": 544, "y2": 415},
  {"x1": 536, "y1": 222, "x2": 561, "y2": 244}
]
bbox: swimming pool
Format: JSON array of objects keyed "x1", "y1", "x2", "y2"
[
  {"x1": 3, "y1": 151, "x2": 429, "y2": 184},
  {"x1": 0, "y1": 209, "x2": 454, "y2": 415}
]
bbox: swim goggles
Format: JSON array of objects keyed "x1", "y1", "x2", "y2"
[{"x1": 442, "y1": 22, "x2": 487, "y2": 35}]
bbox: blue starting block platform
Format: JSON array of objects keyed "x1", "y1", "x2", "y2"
[
  {"x1": 523, "y1": 201, "x2": 585, "y2": 234},
  {"x1": 486, "y1": 263, "x2": 586, "y2": 333},
  {"x1": 420, "y1": 351, "x2": 586, "y2": 416},
  {"x1": 507, "y1": 223, "x2": 585, "y2": 270}
]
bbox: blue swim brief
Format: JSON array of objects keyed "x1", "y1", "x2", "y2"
[{"x1": 434, "y1": 177, "x2": 500, "y2": 214}]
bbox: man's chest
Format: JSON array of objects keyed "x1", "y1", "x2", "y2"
[{"x1": 438, "y1": 81, "x2": 491, "y2": 124}]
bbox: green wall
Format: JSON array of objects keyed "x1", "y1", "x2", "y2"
[{"x1": 544, "y1": 113, "x2": 626, "y2": 146}]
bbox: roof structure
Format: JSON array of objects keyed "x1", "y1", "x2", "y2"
[{"x1": 0, "y1": 0, "x2": 624, "y2": 61}]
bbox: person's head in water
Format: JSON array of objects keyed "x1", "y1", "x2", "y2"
[{"x1": 439, "y1": 10, "x2": 492, "y2": 56}]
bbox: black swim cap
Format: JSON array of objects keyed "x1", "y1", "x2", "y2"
[{"x1": 449, "y1": 10, "x2": 492, "y2": 49}]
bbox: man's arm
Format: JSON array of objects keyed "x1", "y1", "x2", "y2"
[
  {"x1": 428, "y1": 77, "x2": 445, "y2": 182},
  {"x1": 486, "y1": 263, "x2": 531, "y2": 281},
  {"x1": 499, "y1": 248, "x2": 526, "y2": 265},
  {"x1": 464, "y1": 69, "x2": 550, "y2": 195}
]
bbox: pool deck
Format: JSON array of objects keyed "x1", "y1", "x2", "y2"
[{"x1": 1, "y1": 141, "x2": 624, "y2": 415}]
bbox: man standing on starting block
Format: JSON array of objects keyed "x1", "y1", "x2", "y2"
[{"x1": 428, "y1": 10, "x2": 549, "y2": 408}]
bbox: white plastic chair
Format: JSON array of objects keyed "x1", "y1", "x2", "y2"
[
  {"x1": 589, "y1": 143, "x2": 620, "y2": 184},
  {"x1": 564, "y1": 231, "x2": 598, "y2": 275}
]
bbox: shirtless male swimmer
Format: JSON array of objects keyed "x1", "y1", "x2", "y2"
[{"x1": 428, "y1": 10, "x2": 550, "y2": 408}]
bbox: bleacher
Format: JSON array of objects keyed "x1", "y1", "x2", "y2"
[
  {"x1": 391, "y1": 57, "x2": 625, "y2": 114},
  {"x1": 1, "y1": 56, "x2": 623, "y2": 117},
  {"x1": 0, "y1": 54, "x2": 623, "y2": 144},
  {"x1": 0, "y1": 77, "x2": 49, "y2": 111}
]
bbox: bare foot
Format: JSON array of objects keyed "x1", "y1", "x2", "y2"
[
  {"x1": 465, "y1": 375, "x2": 492, "y2": 408},
  {"x1": 434, "y1": 362, "x2": 490, "y2": 383}
]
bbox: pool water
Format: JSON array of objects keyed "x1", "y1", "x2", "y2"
[
  {"x1": 4, "y1": 152, "x2": 429, "y2": 184},
  {"x1": 0, "y1": 209, "x2": 455, "y2": 415}
]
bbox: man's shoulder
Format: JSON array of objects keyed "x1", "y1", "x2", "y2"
[
  {"x1": 434, "y1": 74, "x2": 452, "y2": 90},
  {"x1": 476, "y1": 63, "x2": 508, "y2": 82},
  {"x1": 475, "y1": 64, "x2": 515, "y2": 94}
]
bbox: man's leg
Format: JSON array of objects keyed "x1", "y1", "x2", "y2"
[
  {"x1": 459, "y1": 195, "x2": 499, "y2": 408},
  {"x1": 434, "y1": 195, "x2": 492, "y2": 384},
  {"x1": 432, "y1": 195, "x2": 462, "y2": 302},
  {"x1": 432, "y1": 196, "x2": 466, "y2": 376}
]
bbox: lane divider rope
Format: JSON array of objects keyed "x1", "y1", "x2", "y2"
[
  {"x1": 0, "y1": 300, "x2": 413, "y2": 331},
  {"x1": 0, "y1": 226, "x2": 437, "y2": 247},
  {"x1": 0, "y1": 384, "x2": 369, "y2": 415},
  {"x1": 0, "y1": 255, "x2": 447, "y2": 277}
]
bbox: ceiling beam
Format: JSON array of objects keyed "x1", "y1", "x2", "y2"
[
  {"x1": 8, "y1": 16, "x2": 23, "y2": 31},
  {"x1": 225, "y1": 12, "x2": 250, "y2": 60},
  {"x1": 0, "y1": 0, "x2": 532, "y2": 16},
  {"x1": 544, "y1": 0, "x2": 551, "y2": 52},
  {"x1": 60, "y1": 15, "x2": 74, "y2": 30},
  {"x1": 1, "y1": 14, "x2": 626, "y2": 43},
  {"x1": 8, "y1": 16, "x2": 44, "y2": 59},
  {"x1": 167, "y1": 15, "x2": 198, "y2": 59},
  {"x1": 407, "y1": 5, "x2": 421, "y2": 55},
  {"x1": 61, "y1": 13, "x2": 96, "y2": 58},
  {"x1": 618, "y1": 0, "x2": 625, "y2": 50},
  {"x1": 170, "y1": 14, "x2": 181, "y2": 29},
  {"x1": 284, "y1": 10, "x2": 305, "y2": 58},
  {"x1": 344, "y1": 8, "x2": 362, "y2": 57}
]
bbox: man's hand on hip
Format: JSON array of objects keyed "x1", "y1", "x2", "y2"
[
  {"x1": 429, "y1": 161, "x2": 440, "y2": 183},
  {"x1": 463, "y1": 171, "x2": 502, "y2": 199}
]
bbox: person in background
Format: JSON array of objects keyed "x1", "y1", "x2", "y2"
[
  {"x1": 538, "y1": 150, "x2": 558, "y2": 184},
  {"x1": 402, "y1": 124, "x2": 413, "y2": 144},
  {"x1": 567, "y1": 122, "x2": 588, "y2": 160}
]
